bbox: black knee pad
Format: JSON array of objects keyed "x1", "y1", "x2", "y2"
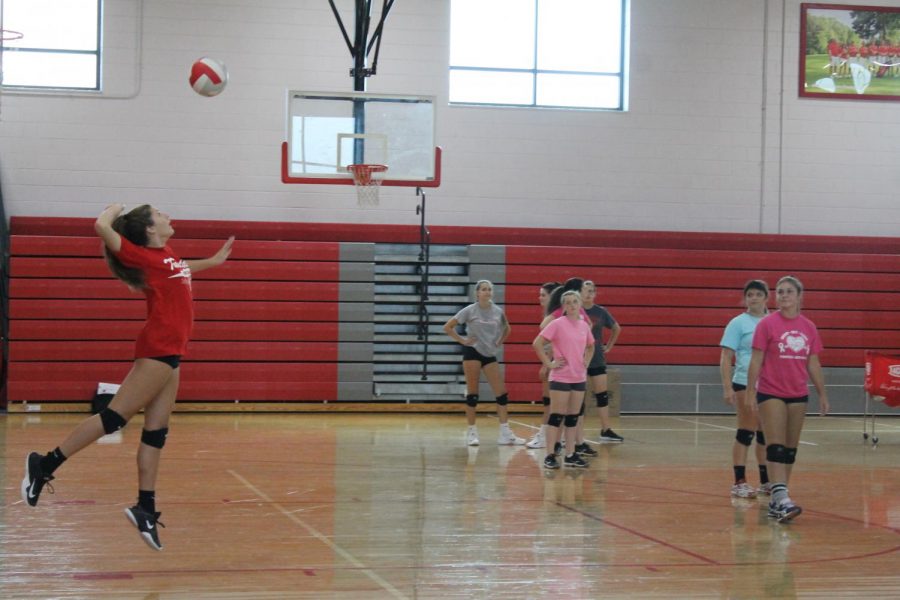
[
  {"x1": 495, "y1": 393, "x2": 508, "y2": 406},
  {"x1": 465, "y1": 394, "x2": 479, "y2": 408},
  {"x1": 99, "y1": 408, "x2": 127, "y2": 434},
  {"x1": 735, "y1": 428, "x2": 754, "y2": 447},
  {"x1": 542, "y1": 396, "x2": 550, "y2": 407},
  {"x1": 578, "y1": 400, "x2": 586, "y2": 417},
  {"x1": 785, "y1": 447, "x2": 797, "y2": 464},
  {"x1": 141, "y1": 427, "x2": 169, "y2": 449},
  {"x1": 756, "y1": 430, "x2": 766, "y2": 446},
  {"x1": 595, "y1": 391, "x2": 609, "y2": 408},
  {"x1": 766, "y1": 443, "x2": 789, "y2": 464},
  {"x1": 564, "y1": 414, "x2": 579, "y2": 428},
  {"x1": 548, "y1": 413, "x2": 564, "y2": 427}
]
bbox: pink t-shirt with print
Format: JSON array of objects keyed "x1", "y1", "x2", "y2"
[
  {"x1": 752, "y1": 311, "x2": 823, "y2": 398},
  {"x1": 539, "y1": 315, "x2": 595, "y2": 384}
]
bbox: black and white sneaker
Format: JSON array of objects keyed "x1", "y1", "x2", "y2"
[
  {"x1": 21, "y1": 452, "x2": 54, "y2": 507},
  {"x1": 575, "y1": 442, "x2": 598, "y2": 457},
  {"x1": 563, "y1": 453, "x2": 588, "y2": 468},
  {"x1": 768, "y1": 500, "x2": 802, "y2": 523},
  {"x1": 553, "y1": 442, "x2": 563, "y2": 456},
  {"x1": 125, "y1": 505, "x2": 165, "y2": 551},
  {"x1": 600, "y1": 429, "x2": 624, "y2": 442},
  {"x1": 543, "y1": 455, "x2": 560, "y2": 470}
]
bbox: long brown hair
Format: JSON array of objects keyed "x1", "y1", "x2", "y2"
[{"x1": 103, "y1": 204, "x2": 154, "y2": 289}]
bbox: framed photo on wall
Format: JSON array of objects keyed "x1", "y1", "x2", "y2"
[{"x1": 800, "y1": 3, "x2": 900, "y2": 101}]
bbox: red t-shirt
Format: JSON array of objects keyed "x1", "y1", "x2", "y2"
[{"x1": 114, "y1": 237, "x2": 194, "y2": 357}]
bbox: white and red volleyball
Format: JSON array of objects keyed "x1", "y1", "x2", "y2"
[{"x1": 189, "y1": 57, "x2": 228, "y2": 97}]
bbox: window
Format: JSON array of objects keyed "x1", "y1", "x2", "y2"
[
  {"x1": 1, "y1": 0, "x2": 101, "y2": 90},
  {"x1": 449, "y1": 0, "x2": 628, "y2": 110}
]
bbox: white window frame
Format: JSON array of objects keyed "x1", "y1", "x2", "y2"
[
  {"x1": 1, "y1": 0, "x2": 102, "y2": 91},
  {"x1": 449, "y1": 0, "x2": 629, "y2": 111}
]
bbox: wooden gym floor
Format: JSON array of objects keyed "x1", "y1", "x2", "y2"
[{"x1": 2, "y1": 412, "x2": 900, "y2": 599}]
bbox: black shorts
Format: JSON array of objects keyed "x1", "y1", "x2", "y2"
[
  {"x1": 462, "y1": 345, "x2": 497, "y2": 366},
  {"x1": 549, "y1": 381, "x2": 587, "y2": 392},
  {"x1": 732, "y1": 383, "x2": 747, "y2": 392},
  {"x1": 587, "y1": 365, "x2": 607, "y2": 377},
  {"x1": 149, "y1": 355, "x2": 181, "y2": 369},
  {"x1": 757, "y1": 392, "x2": 808, "y2": 404}
]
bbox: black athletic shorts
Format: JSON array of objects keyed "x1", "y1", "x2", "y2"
[
  {"x1": 757, "y1": 392, "x2": 808, "y2": 404},
  {"x1": 587, "y1": 365, "x2": 607, "y2": 377},
  {"x1": 549, "y1": 381, "x2": 587, "y2": 392},
  {"x1": 462, "y1": 345, "x2": 497, "y2": 366},
  {"x1": 149, "y1": 355, "x2": 181, "y2": 369},
  {"x1": 732, "y1": 382, "x2": 747, "y2": 392}
]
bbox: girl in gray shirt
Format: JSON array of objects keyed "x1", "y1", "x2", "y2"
[{"x1": 444, "y1": 280, "x2": 525, "y2": 447}]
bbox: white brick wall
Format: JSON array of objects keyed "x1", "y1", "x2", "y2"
[{"x1": 0, "y1": 0, "x2": 897, "y2": 236}]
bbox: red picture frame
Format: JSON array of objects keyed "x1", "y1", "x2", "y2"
[{"x1": 800, "y1": 3, "x2": 900, "y2": 101}]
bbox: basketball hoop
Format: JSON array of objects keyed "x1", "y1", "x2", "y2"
[{"x1": 348, "y1": 164, "x2": 388, "y2": 206}]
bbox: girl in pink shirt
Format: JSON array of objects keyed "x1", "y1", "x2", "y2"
[
  {"x1": 747, "y1": 275, "x2": 829, "y2": 524},
  {"x1": 533, "y1": 290, "x2": 594, "y2": 470}
]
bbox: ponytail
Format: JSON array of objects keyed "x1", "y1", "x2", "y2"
[{"x1": 103, "y1": 204, "x2": 153, "y2": 289}]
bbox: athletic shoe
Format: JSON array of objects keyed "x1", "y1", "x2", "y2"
[
  {"x1": 768, "y1": 500, "x2": 802, "y2": 523},
  {"x1": 575, "y1": 442, "x2": 598, "y2": 457},
  {"x1": 731, "y1": 482, "x2": 758, "y2": 499},
  {"x1": 466, "y1": 429, "x2": 479, "y2": 446},
  {"x1": 563, "y1": 453, "x2": 588, "y2": 468},
  {"x1": 21, "y1": 452, "x2": 54, "y2": 507},
  {"x1": 498, "y1": 428, "x2": 525, "y2": 446},
  {"x1": 554, "y1": 442, "x2": 563, "y2": 456},
  {"x1": 526, "y1": 431, "x2": 546, "y2": 449},
  {"x1": 543, "y1": 455, "x2": 560, "y2": 470},
  {"x1": 125, "y1": 505, "x2": 165, "y2": 551},
  {"x1": 757, "y1": 482, "x2": 774, "y2": 496},
  {"x1": 600, "y1": 429, "x2": 624, "y2": 442}
]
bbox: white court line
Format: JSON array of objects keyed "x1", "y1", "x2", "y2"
[
  {"x1": 670, "y1": 416, "x2": 817, "y2": 446},
  {"x1": 229, "y1": 470, "x2": 407, "y2": 600}
]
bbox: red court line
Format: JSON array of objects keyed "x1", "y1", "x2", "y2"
[{"x1": 556, "y1": 501, "x2": 720, "y2": 565}]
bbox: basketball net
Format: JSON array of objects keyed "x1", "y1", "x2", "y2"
[
  {"x1": 348, "y1": 164, "x2": 387, "y2": 206},
  {"x1": 0, "y1": 30, "x2": 24, "y2": 122}
]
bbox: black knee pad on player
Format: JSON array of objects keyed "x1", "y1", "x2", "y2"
[
  {"x1": 785, "y1": 447, "x2": 797, "y2": 464},
  {"x1": 595, "y1": 391, "x2": 609, "y2": 408},
  {"x1": 578, "y1": 400, "x2": 586, "y2": 417},
  {"x1": 756, "y1": 430, "x2": 766, "y2": 446},
  {"x1": 495, "y1": 393, "x2": 508, "y2": 406},
  {"x1": 766, "y1": 443, "x2": 789, "y2": 464},
  {"x1": 564, "y1": 414, "x2": 579, "y2": 428},
  {"x1": 542, "y1": 396, "x2": 550, "y2": 407},
  {"x1": 735, "y1": 428, "x2": 754, "y2": 447},
  {"x1": 548, "y1": 413, "x2": 564, "y2": 427},
  {"x1": 465, "y1": 394, "x2": 479, "y2": 408},
  {"x1": 141, "y1": 427, "x2": 169, "y2": 449},
  {"x1": 99, "y1": 408, "x2": 127, "y2": 434}
]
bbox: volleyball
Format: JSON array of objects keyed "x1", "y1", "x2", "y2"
[{"x1": 189, "y1": 57, "x2": 228, "y2": 97}]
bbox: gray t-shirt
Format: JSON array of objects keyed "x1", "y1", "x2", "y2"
[
  {"x1": 584, "y1": 304, "x2": 617, "y2": 368},
  {"x1": 453, "y1": 302, "x2": 508, "y2": 357}
]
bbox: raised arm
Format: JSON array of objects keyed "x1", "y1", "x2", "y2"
[
  {"x1": 94, "y1": 203, "x2": 125, "y2": 253},
  {"x1": 186, "y1": 236, "x2": 235, "y2": 274}
]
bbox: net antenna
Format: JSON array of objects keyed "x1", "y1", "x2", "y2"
[{"x1": 348, "y1": 163, "x2": 387, "y2": 206}]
